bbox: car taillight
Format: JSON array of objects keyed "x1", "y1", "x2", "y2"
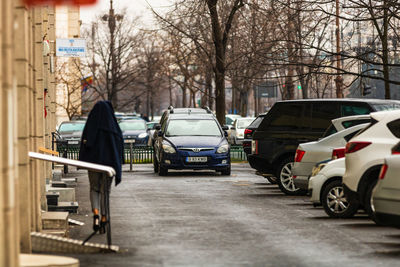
[
  {"x1": 345, "y1": 141, "x2": 372, "y2": 154},
  {"x1": 252, "y1": 140, "x2": 258, "y2": 154},
  {"x1": 379, "y1": 164, "x2": 388, "y2": 179},
  {"x1": 294, "y1": 149, "x2": 305, "y2": 162},
  {"x1": 332, "y1": 147, "x2": 346, "y2": 160},
  {"x1": 244, "y1": 129, "x2": 253, "y2": 135}
]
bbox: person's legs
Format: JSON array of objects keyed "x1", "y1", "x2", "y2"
[
  {"x1": 88, "y1": 171, "x2": 102, "y2": 231},
  {"x1": 99, "y1": 174, "x2": 113, "y2": 234}
]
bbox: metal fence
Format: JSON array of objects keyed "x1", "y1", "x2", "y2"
[{"x1": 55, "y1": 142, "x2": 247, "y2": 164}]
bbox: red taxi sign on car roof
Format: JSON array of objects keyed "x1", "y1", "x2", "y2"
[{"x1": 24, "y1": 0, "x2": 97, "y2": 6}]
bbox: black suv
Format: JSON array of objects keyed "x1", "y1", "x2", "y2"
[{"x1": 249, "y1": 99, "x2": 400, "y2": 195}]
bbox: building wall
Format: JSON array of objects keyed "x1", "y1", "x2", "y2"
[{"x1": 1, "y1": 1, "x2": 59, "y2": 265}]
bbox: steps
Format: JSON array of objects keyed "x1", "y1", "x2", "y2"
[{"x1": 31, "y1": 232, "x2": 119, "y2": 253}]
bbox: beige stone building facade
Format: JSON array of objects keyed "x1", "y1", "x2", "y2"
[
  {"x1": 55, "y1": 6, "x2": 82, "y2": 126},
  {"x1": 0, "y1": 1, "x2": 79, "y2": 266}
]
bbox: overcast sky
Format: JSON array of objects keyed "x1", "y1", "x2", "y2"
[{"x1": 80, "y1": 0, "x2": 173, "y2": 28}]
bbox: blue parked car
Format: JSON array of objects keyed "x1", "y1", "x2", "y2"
[{"x1": 153, "y1": 112, "x2": 231, "y2": 176}]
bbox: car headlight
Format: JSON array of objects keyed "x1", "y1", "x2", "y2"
[
  {"x1": 162, "y1": 144, "x2": 176, "y2": 154},
  {"x1": 311, "y1": 163, "x2": 327, "y2": 177},
  {"x1": 138, "y1": 133, "x2": 148, "y2": 138},
  {"x1": 216, "y1": 144, "x2": 229, "y2": 154}
]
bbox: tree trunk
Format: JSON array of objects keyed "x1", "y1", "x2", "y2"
[
  {"x1": 182, "y1": 76, "x2": 187, "y2": 107},
  {"x1": 206, "y1": 67, "x2": 213, "y2": 109}
]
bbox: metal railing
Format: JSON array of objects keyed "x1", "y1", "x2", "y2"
[{"x1": 53, "y1": 139, "x2": 248, "y2": 166}]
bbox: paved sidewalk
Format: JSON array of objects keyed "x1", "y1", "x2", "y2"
[{"x1": 58, "y1": 164, "x2": 400, "y2": 267}]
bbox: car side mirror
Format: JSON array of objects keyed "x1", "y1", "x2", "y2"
[
  {"x1": 224, "y1": 131, "x2": 228, "y2": 137},
  {"x1": 155, "y1": 124, "x2": 161, "y2": 130},
  {"x1": 222, "y1": 125, "x2": 229, "y2": 131},
  {"x1": 157, "y1": 131, "x2": 163, "y2": 137}
]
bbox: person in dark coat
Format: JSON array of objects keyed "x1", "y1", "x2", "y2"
[{"x1": 79, "y1": 100, "x2": 124, "y2": 233}]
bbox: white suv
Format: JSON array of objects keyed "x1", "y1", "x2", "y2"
[{"x1": 343, "y1": 110, "x2": 400, "y2": 219}]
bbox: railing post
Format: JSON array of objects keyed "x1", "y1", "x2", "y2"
[
  {"x1": 63, "y1": 142, "x2": 69, "y2": 174},
  {"x1": 129, "y1": 142, "x2": 133, "y2": 171}
]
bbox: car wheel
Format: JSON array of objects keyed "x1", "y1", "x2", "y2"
[
  {"x1": 275, "y1": 157, "x2": 306, "y2": 195},
  {"x1": 321, "y1": 180, "x2": 359, "y2": 218},
  {"x1": 153, "y1": 152, "x2": 159, "y2": 173},
  {"x1": 265, "y1": 176, "x2": 277, "y2": 185},
  {"x1": 221, "y1": 165, "x2": 231, "y2": 176}
]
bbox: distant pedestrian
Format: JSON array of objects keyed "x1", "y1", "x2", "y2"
[{"x1": 79, "y1": 101, "x2": 124, "y2": 233}]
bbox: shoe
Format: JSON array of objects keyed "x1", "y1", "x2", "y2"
[
  {"x1": 99, "y1": 220, "x2": 107, "y2": 234},
  {"x1": 93, "y1": 215, "x2": 100, "y2": 232}
]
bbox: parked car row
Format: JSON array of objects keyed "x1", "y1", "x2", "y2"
[{"x1": 244, "y1": 98, "x2": 400, "y2": 225}]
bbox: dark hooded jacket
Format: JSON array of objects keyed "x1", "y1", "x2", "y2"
[{"x1": 79, "y1": 101, "x2": 124, "y2": 185}]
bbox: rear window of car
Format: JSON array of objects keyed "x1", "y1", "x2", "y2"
[
  {"x1": 387, "y1": 119, "x2": 400, "y2": 138},
  {"x1": 258, "y1": 103, "x2": 304, "y2": 131}
]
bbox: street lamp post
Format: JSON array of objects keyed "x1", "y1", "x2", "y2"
[{"x1": 102, "y1": 0, "x2": 122, "y2": 107}]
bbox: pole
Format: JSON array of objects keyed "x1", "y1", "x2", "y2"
[
  {"x1": 109, "y1": 0, "x2": 117, "y2": 107},
  {"x1": 335, "y1": 0, "x2": 343, "y2": 98},
  {"x1": 129, "y1": 142, "x2": 133, "y2": 171}
]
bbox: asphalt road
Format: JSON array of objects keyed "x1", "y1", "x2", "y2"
[{"x1": 66, "y1": 164, "x2": 400, "y2": 267}]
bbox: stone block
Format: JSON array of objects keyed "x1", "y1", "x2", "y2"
[
  {"x1": 42, "y1": 211, "x2": 68, "y2": 230},
  {"x1": 46, "y1": 184, "x2": 75, "y2": 202}
]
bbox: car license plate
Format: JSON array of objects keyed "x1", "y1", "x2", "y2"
[
  {"x1": 68, "y1": 140, "x2": 79, "y2": 145},
  {"x1": 125, "y1": 139, "x2": 135, "y2": 143},
  {"x1": 186, "y1": 157, "x2": 207, "y2": 163}
]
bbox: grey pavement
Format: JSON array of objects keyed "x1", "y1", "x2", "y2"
[{"x1": 63, "y1": 164, "x2": 400, "y2": 266}]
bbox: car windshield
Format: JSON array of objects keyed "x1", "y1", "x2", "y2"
[
  {"x1": 119, "y1": 121, "x2": 146, "y2": 131},
  {"x1": 166, "y1": 119, "x2": 221, "y2": 136},
  {"x1": 237, "y1": 118, "x2": 255, "y2": 129},
  {"x1": 58, "y1": 122, "x2": 85, "y2": 132},
  {"x1": 226, "y1": 116, "x2": 241, "y2": 125},
  {"x1": 372, "y1": 103, "x2": 400, "y2": 111}
]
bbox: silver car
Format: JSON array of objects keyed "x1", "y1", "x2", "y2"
[{"x1": 292, "y1": 117, "x2": 370, "y2": 190}]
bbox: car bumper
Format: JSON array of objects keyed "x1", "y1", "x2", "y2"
[
  {"x1": 160, "y1": 152, "x2": 230, "y2": 170},
  {"x1": 248, "y1": 155, "x2": 273, "y2": 173},
  {"x1": 293, "y1": 175, "x2": 309, "y2": 190}
]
